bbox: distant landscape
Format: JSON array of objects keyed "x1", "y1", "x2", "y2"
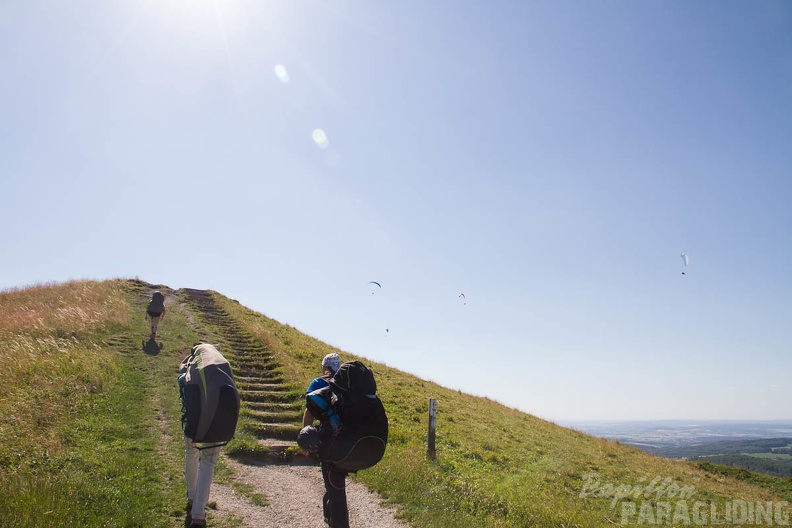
[{"x1": 564, "y1": 420, "x2": 792, "y2": 477}]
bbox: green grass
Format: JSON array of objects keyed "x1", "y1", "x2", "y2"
[
  {"x1": 0, "y1": 280, "x2": 200, "y2": 527},
  {"x1": 1, "y1": 280, "x2": 791, "y2": 527},
  {"x1": 695, "y1": 462, "x2": 792, "y2": 502}
]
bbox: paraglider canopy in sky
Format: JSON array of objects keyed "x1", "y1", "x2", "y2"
[
  {"x1": 368, "y1": 281, "x2": 381, "y2": 294},
  {"x1": 459, "y1": 293, "x2": 466, "y2": 305},
  {"x1": 681, "y1": 252, "x2": 689, "y2": 275}
]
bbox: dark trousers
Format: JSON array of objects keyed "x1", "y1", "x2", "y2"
[{"x1": 321, "y1": 462, "x2": 349, "y2": 528}]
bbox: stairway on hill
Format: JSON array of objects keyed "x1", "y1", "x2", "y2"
[{"x1": 180, "y1": 288, "x2": 305, "y2": 462}]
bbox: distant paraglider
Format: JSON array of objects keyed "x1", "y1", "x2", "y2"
[
  {"x1": 368, "y1": 281, "x2": 381, "y2": 294},
  {"x1": 681, "y1": 252, "x2": 689, "y2": 275},
  {"x1": 459, "y1": 293, "x2": 466, "y2": 305}
]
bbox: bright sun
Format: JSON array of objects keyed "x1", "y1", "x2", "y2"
[{"x1": 158, "y1": 0, "x2": 246, "y2": 33}]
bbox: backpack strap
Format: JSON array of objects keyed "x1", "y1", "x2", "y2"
[{"x1": 195, "y1": 441, "x2": 228, "y2": 450}]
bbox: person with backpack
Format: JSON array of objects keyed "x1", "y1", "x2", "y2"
[
  {"x1": 178, "y1": 343, "x2": 240, "y2": 528},
  {"x1": 301, "y1": 352, "x2": 347, "y2": 527},
  {"x1": 145, "y1": 290, "x2": 166, "y2": 339},
  {"x1": 302, "y1": 353, "x2": 341, "y2": 427},
  {"x1": 302, "y1": 361, "x2": 388, "y2": 528}
]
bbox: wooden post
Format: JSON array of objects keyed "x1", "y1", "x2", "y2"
[{"x1": 427, "y1": 398, "x2": 437, "y2": 460}]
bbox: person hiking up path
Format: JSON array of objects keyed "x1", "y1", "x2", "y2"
[
  {"x1": 301, "y1": 353, "x2": 350, "y2": 528},
  {"x1": 178, "y1": 342, "x2": 240, "y2": 528},
  {"x1": 301, "y1": 357, "x2": 388, "y2": 528},
  {"x1": 145, "y1": 290, "x2": 166, "y2": 339}
]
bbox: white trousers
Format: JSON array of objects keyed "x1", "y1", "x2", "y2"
[{"x1": 184, "y1": 436, "x2": 221, "y2": 522}]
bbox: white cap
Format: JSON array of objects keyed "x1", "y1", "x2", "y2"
[{"x1": 322, "y1": 353, "x2": 341, "y2": 373}]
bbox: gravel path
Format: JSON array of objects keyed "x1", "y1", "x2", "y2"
[{"x1": 210, "y1": 458, "x2": 410, "y2": 528}]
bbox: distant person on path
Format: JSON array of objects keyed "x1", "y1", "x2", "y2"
[
  {"x1": 179, "y1": 343, "x2": 240, "y2": 528},
  {"x1": 145, "y1": 290, "x2": 166, "y2": 339},
  {"x1": 302, "y1": 353, "x2": 349, "y2": 528}
]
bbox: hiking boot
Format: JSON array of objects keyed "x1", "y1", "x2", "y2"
[{"x1": 189, "y1": 520, "x2": 206, "y2": 528}]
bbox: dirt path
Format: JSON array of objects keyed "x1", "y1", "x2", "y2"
[{"x1": 211, "y1": 458, "x2": 409, "y2": 528}]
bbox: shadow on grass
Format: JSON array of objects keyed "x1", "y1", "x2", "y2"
[{"x1": 142, "y1": 338, "x2": 163, "y2": 356}]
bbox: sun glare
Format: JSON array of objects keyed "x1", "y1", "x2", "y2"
[
  {"x1": 177, "y1": 0, "x2": 239, "y2": 17},
  {"x1": 151, "y1": 0, "x2": 294, "y2": 58},
  {"x1": 158, "y1": 0, "x2": 246, "y2": 35}
]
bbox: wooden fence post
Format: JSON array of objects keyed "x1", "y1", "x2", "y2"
[{"x1": 427, "y1": 398, "x2": 437, "y2": 460}]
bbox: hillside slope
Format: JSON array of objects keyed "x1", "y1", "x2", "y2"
[{"x1": 1, "y1": 279, "x2": 790, "y2": 527}]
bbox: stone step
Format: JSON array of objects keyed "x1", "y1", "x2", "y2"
[
  {"x1": 244, "y1": 401, "x2": 303, "y2": 412},
  {"x1": 228, "y1": 439, "x2": 315, "y2": 465},
  {"x1": 241, "y1": 409, "x2": 302, "y2": 423},
  {"x1": 238, "y1": 390, "x2": 300, "y2": 404},
  {"x1": 236, "y1": 381, "x2": 290, "y2": 391},
  {"x1": 233, "y1": 359, "x2": 279, "y2": 370},
  {"x1": 235, "y1": 374, "x2": 285, "y2": 384},
  {"x1": 247, "y1": 422, "x2": 302, "y2": 440},
  {"x1": 233, "y1": 359, "x2": 279, "y2": 369}
]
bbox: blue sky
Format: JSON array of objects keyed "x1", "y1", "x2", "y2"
[{"x1": 2, "y1": 0, "x2": 791, "y2": 421}]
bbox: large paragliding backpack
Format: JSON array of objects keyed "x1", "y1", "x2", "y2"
[
  {"x1": 306, "y1": 361, "x2": 388, "y2": 472},
  {"x1": 147, "y1": 291, "x2": 165, "y2": 316},
  {"x1": 179, "y1": 343, "x2": 240, "y2": 447}
]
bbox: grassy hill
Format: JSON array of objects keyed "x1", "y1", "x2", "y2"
[{"x1": 1, "y1": 279, "x2": 790, "y2": 527}]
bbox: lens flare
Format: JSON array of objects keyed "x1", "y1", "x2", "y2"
[
  {"x1": 274, "y1": 64, "x2": 289, "y2": 83},
  {"x1": 312, "y1": 128, "x2": 329, "y2": 148}
]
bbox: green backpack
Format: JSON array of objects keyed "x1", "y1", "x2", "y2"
[{"x1": 178, "y1": 343, "x2": 240, "y2": 446}]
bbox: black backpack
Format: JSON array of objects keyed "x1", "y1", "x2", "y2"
[
  {"x1": 179, "y1": 344, "x2": 240, "y2": 447},
  {"x1": 306, "y1": 361, "x2": 388, "y2": 472},
  {"x1": 147, "y1": 291, "x2": 165, "y2": 316}
]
